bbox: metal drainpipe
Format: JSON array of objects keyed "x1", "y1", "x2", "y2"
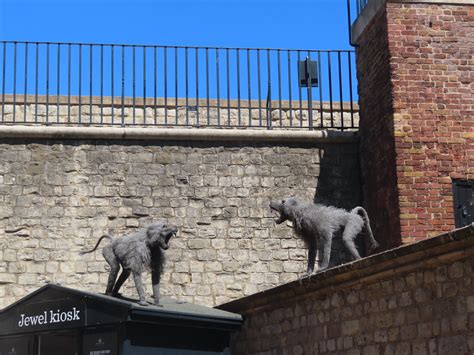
[{"x1": 346, "y1": 0, "x2": 359, "y2": 47}]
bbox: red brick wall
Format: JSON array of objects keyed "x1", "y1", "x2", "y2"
[
  {"x1": 358, "y1": 3, "x2": 474, "y2": 246},
  {"x1": 357, "y1": 8, "x2": 402, "y2": 249}
]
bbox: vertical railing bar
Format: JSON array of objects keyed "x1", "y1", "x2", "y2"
[
  {"x1": 306, "y1": 51, "x2": 313, "y2": 130},
  {"x1": 35, "y1": 43, "x2": 39, "y2": 123},
  {"x1": 132, "y1": 46, "x2": 136, "y2": 124},
  {"x1": 121, "y1": 45, "x2": 125, "y2": 126},
  {"x1": 338, "y1": 51, "x2": 344, "y2": 130},
  {"x1": 185, "y1": 47, "x2": 189, "y2": 126},
  {"x1": 236, "y1": 48, "x2": 241, "y2": 127},
  {"x1": 100, "y1": 45, "x2": 104, "y2": 124},
  {"x1": 143, "y1": 46, "x2": 147, "y2": 124},
  {"x1": 13, "y1": 42, "x2": 17, "y2": 122},
  {"x1": 154, "y1": 46, "x2": 157, "y2": 125},
  {"x1": 195, "y1": 47, "x2": 199, "y2": 126},
  {"x1": 257, "y1": 49, "x2": 262, "y2": 127},
  {"x1": 46, "y1": 43, "x2": 50, "y2": 123},
  {"x1": 327, "y1": 52, "x2": 334, "y2": 127},
  {"x1": 175, "y1": 47, "x2": 178, "y2": 125},
  {"x1": 111, "y1": 45, "x2": 115, "y2": 124},
  {"x1": 266, "y1": 49, "x2": 272, "y2": 130},
  {"x1": 56, "y1": 44, "x2": 60, "y2": 123},
  {"x1": 216, "y1": 49, "x2": 220, "y2": 126},
  {"x1": 297, "y1": 50, "x2": 302, "y2": 127},
  {"x1": 24, "y1": 43, "x2": 28, "y2": 122},
  {"x1": 318, "y1": 51, "x2": 324, "y2": 127},
  {"x1": 277, "y1": 50, "x2": 282, "y2": 127},
  {"x1": 164, "y1": 47, "x2": 168, "y2": 124},
  {"x1": 226, "y1": 48, "x2": 230, "y2": 126},
  {"x1": 89, "y1": 44, "x2": 93, "y2": 123},
  {"x1": 78, "y1": 43, "x2": 82, "y2": 124},
  {"x1": 205, "y1": 48, "x2": 210, "y2": 125},
  {"x1": 1, "y1": 42, "x2": 5, "y2": 123},
  {"x1": 287, "y1": 50, "x2": 293, "y2": 128},
  {"x1": 67, "y1": 44, "x2": 71, "y2": 123},
  {"x1": 247, "y1": 49, "x2": 251, "y2": 126},
  {"x1": 348, "y1": 51, "x2": 355, "y2": 128}
]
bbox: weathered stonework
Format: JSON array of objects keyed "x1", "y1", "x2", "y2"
[
  {"x1": 0, "y1": 96, "x2": 359, "y2": 130},
  {"x1": 0, "y1": 127, "x2": 361, "y2": 308},
  {"x1": 221, "y1": 224, "x2": 474, "y2": 355}
]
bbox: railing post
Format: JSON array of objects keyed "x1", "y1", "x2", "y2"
[{"x1": 0, "y1": 41, "x2": 357, "y2": 131}]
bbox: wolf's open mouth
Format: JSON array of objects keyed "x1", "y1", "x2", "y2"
[{"x1": 163, "y1": 229, "x2": 177, "y2": 249}]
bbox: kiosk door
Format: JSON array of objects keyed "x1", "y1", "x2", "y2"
[{"x1": 38, "y1": 331, "x2": 81, "y2": 355}]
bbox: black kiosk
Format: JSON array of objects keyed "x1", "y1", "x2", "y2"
[{"x1": 0, "y1": 284, "x2": 242, "y2": 355}]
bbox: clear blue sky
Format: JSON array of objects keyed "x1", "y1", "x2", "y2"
[
  {"x1": 0, "y1": 0, "x2": 358, "y2": 104},
  {"x1": 0, "y1": 0, "x2": 353, "y2": 50}
]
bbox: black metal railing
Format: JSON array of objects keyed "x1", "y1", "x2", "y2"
[{"x1": 0, "y1": 41, "x2": 358, "y2": 130}]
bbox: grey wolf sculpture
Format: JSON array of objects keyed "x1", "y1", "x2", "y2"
[
  {"x1": 270, "y1": 197, "x2": 378, "y2": 274},
  {"x1": 80, "y1": 222, "x2": 178, "y2": 306}
]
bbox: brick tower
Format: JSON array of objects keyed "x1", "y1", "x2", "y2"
[{"x1": 353, "y1": 0, "x2": 473, "y2": 249}]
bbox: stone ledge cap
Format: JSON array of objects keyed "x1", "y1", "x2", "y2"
[
  {"x1": 217, "y1": 223, "x2": 474, "y2": 314},
  {"x1": 0, "y1": 125, "x2": 358, "y2": 143}
]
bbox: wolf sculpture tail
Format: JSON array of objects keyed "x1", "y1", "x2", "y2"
[
  {"x1": 351, "y1": 207, "x2": 379, "y2": 251},
  {"x1": 79, "y1": 234, "x2": 113, "y2": 255}
]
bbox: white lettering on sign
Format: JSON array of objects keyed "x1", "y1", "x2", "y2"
[{"x1": 17, "y1": 307, "x2": 81, "y2": 327}]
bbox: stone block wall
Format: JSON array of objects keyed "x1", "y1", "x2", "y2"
[
  {"x1": 355, "y1": 1, "x2": 474, "y2": 247},
  {"x1": 0, "y1": 96, "x2": 359, "y2": 130},
  {"x1": 221, "y1": 225, "x2": 474, "y2": 355},
  {"x1": 0, "y1": 130, "x2": 361, "y2": 308}
]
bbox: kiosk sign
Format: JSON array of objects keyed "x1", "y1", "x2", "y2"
[
  {"x1": 11, "y1": 300, "x2": 85, "y2": 332},
  {"x1": 18, "y1": 307, "x2": 81, "y2": 328}
]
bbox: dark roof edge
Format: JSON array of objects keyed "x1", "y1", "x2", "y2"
[
  {"x1": 0, "y1": 283, "x2": 132, "y2": 314},
  {"x1": 217, "y1": 223, "x2": 474, "y2": 314}
]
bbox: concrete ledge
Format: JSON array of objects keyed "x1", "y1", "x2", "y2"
[
  {"x1": 0, "y1": 125, "x2": 359, "y2": 143},
  {"x1": 352, "y1": 0, "x2": 474, "y2": 44},
  {"x1": 217, "y1": 223, "x2": 474, "y2": 314}
]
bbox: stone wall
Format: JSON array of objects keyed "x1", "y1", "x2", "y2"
[
  {"x1": 0, "y1": 127, "x2": 361, "y2": 308},
  {"x1": 0, "y1": 95, "x2": 359, "y2": 130},
  {"x1": 355, "y1": 1, "x2": 474, "y2": 246},
  {"x1": 220, "y1": 224, "x2": 474, "y2": 355}
]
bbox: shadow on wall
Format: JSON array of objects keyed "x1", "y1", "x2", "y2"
[{"x1": 313, "y1": 142, "x2": 366, "y2": 266}]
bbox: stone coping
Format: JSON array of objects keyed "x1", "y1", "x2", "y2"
[
  {"x1": 217, "y1": 223, "x2": 474, "y2": 314},
  {"x1": 1, "y1": 94, "x2": 359, "y2": 112},
  {"x1": 0, "y1": 125, "x2": 359, "y2": 143},
  {"x1": 351, "y1": 0, "x2": 474, "y2": 44}
]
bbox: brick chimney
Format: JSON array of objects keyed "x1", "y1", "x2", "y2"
[{"x1": 353, "y1": 0, "x2": 473, "y2": 249}]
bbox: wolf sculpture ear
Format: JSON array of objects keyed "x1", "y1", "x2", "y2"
[{"x1": 147, "y1": 224, "x2": 162, "y2": 239}]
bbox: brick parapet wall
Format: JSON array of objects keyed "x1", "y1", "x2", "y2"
[
  {"x1": 0, "y1": 128, "x2": 361, "y2": 308},
  {"x1": 220, "y1": 224, "x2": 474, "y2": 355},
  {"x1": 357, "y1": 2, "x2": 473, "y2": 247}
]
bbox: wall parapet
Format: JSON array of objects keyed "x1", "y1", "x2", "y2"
[
  {"x1": 351, "y1": 0, "x2": 474, "y2": 43},
  {"x1": 219, "y1": 224, "x2": 474, "y2": 354},
  {"x1": 218, "y1": 223, "x2": 474, "y2": 314}
]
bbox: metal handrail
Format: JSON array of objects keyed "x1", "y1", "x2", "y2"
[{"x1": 0, "y1": 40, "x2": 358, "y2": 130}]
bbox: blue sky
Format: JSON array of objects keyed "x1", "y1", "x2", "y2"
[
  {"x1": 0, "y1": 0, "x2": 357, "y2": 103},
  {"x1": 0, "y1": 0, "x2": 353, "y2": 50}
]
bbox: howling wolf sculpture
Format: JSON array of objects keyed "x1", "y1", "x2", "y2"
[{"x1": 270, "y1": 197, "x2": 379, "y2": 274}]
